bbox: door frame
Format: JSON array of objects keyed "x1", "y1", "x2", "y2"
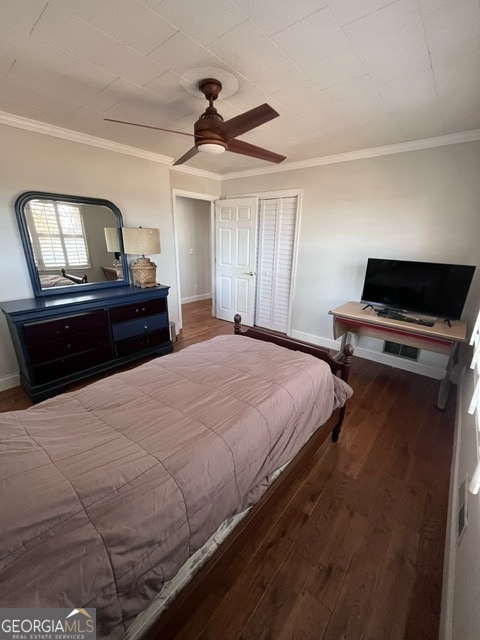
[{"x1": 172, "y1": 189, "x2": 218, "y2": 331}]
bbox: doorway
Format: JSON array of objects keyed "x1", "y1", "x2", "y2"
[
  {"x1": 172, "y1": 190, "x2": 216, "y2": 334},
  {"x1": 173, "y1": 189, "x2": 300, "y2": 335}
]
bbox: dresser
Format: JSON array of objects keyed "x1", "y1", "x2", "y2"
[{"x1": 1, "y1": 285, "x2": 173, "y2": 402}]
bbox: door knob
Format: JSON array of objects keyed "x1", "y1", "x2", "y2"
[{"x1": 243, "y1": 271, "x2": 256, "y2": 276}]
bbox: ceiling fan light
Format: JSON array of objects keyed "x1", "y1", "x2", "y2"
[{"x1": 197, "y1": 142, "x2": 226, "y2": 155}]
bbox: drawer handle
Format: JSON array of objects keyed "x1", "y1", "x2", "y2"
[
  {"x1": 66, "y1": 344, "x2": 72, "y2": 350},
  {"x1": 144, "y1": 325, "x2": 149, "y2": 332},
  {"x1": 64, "y1": 325, "x2": 70, "y2": 331}
]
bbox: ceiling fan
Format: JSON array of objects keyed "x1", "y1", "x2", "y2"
[{"x1": 105, "y1": 78, "x2": 286, "y2": 166}]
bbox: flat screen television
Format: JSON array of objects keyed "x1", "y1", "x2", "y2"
[{"x1": 360, "y1": 258, "x2": 476, "y2": 320}]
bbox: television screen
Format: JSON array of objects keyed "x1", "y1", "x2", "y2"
[{"x1": 361, "y1": 258, "x2": 476, "y2": 320}]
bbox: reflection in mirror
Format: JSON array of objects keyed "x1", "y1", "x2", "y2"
[
  {"x1": 15, "y1": 191, "x2": 129, "y2": 297},
  {"x1": 104, "y1": 227, "x2": 124, "y2": 279}
]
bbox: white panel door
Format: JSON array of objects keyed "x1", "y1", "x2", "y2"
[{"x1": 215, "y1": 197, "x2": 258, "y2": 325}]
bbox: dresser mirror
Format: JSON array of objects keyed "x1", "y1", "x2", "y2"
[{"x1": 15, "y1": 191, "x2": 129, "y2": 297}]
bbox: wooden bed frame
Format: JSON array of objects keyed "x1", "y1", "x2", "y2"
[
  {"x1": 141, "y1": 318, "x2": 353, "y2": 640},
  {"x1": 61, "y1": 268, "x2": 88, "y2": 284}
]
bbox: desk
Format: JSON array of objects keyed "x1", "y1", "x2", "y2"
[
  {"x1": 329, "y1": 302, "x2": 468, "y2": 410},
  {"x1": 101, "y1": 266, "x2": 119, "y2": 281}
]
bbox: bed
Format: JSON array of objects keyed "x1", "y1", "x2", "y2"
[
  {"x1": 39, "y1": 269, "x2": 88, "y2": 288},
  {"x1": 0, "y1": 317, "x2": 353, "y2": 639}
]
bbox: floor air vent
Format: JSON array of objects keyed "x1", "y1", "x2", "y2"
[{"x1": 383, "y1": 341, "x2": 419, "y2": 360}]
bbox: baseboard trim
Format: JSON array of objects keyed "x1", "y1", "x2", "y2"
[
  {"x1": 0, "y1": 372, "x2": 20, "y2": 392},
  {"x1": 181, "y1": 294, "x2": 212, "y2": 304}
]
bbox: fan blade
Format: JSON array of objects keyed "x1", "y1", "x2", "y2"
[
  {"x1": 172, "y1": 146, "x2": 199, "y2": 166},
  {"x1": 222, "y1": 104, "x2": 279, "y2": 140},
  {"x1": 227, "y1": 138, "x2": 286, "y2": 164},
  {"x1": 104, "y1": 118, "x2": 196, "y2": 138}
]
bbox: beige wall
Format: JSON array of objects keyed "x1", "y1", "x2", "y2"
[
  {"x1": 169, "y1": 170, "x2": 220, "y2": 198},
  {"x1": 441, "y1": 368, "x2": 480, "y2": 640},
  {"x1": 175, "y1": 196, "x2": 211, "y2": 302},
  {"x1": 221, "y1": 142, "x2": 480, "y2": 375}
]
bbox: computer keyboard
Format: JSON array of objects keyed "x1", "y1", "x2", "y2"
[{"x1": 376, "y1": 309, "x2": 435, "y2": 326}]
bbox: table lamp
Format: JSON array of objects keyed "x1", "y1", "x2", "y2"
[
  {"x1": 122, "y1": 227, "x2": 161, "y2": 288},
  {"x1": 104, "y1": 227, "x2": 124, "y2": 279}
]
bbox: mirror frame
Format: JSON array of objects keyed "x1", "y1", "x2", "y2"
[{"x1": 15, "y1": 190, "x2": 129, "y2": 298}]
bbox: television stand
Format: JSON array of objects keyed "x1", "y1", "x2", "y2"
[{"x1": 329, "y1": 302, "x2": 468, "y2": 410}]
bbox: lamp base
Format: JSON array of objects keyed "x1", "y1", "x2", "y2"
[
  {"x1": 112, "y1": 258, "x2": 123, "y2": 280},
  {"x1": 130, "y1": 256, "x2": 158, "y2": 288}
]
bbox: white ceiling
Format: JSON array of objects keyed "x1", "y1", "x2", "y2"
[{"x1": 0, "y1": 0, "x2": 479, "y2": 175}]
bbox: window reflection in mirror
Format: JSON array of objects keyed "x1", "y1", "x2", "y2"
[{"x1": 15, "y1": 191, "x2": 128, "y2": 297}]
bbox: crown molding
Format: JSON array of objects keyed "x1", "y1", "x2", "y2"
[
  {"x1": 169, "y1": 163, "x2": 221, "y2": 180},
  {"x1": 0, "y1": 110, "x2": 222, "y2": 180},
  {"x1": 0, "y1": 110, "x2": 173, "y2": 165},
  {"x1": 1, "y1": 110, "x2": 478, "y2": 183},
  {"x1": 220, "y1": 129, "x2": 480, "y2": 180}
]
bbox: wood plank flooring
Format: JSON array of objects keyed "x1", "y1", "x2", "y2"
[{"x1": 0, "y1": 299, "x2": 455, "y2": 640}]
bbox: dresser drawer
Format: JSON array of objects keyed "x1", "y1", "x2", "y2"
[
  {"x1": 115, "y1": 328, "x2": 170, "y2": 357},
  {"x1": 109, "y1": 297, "x2": 166, "y2": 323},
  {"x1": 32, "y1": 345, "x2": 114, "y2": 384},
  {"x1": 27, "y1": 326, "x2": 111, "y2": 364},
  {"x1": 24, "y1": 310, "x2": 109, "y2": 345},
  {"x1": 112, "y1": 314, "x2": 167, "y2": 341}
]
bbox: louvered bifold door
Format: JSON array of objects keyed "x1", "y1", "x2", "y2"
[{"x1": 255, "y1": 196, "x2": 297, "y2": 333}]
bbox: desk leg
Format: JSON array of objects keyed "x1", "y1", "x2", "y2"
[
  {"x1": 333, "y1": 329, "x2": 349, "y2": 362},
  {"x1": 437, "y1": 342, "x2": 459, "y2": 410}
]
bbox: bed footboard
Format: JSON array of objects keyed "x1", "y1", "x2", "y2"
[
  {"x1": 233, "y1": 314, "x2": 353, "y2": 441},
  {"x1": 61, "y1": 268, "x2": 88, "y2": 284}
]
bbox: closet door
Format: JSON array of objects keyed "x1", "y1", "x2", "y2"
[{"x1": 255, "y1": 196, "x2": 297, "y2": 333}]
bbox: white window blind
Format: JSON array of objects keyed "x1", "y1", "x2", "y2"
[
  {"x1": 467, "y1": 308, "x2": 480, "y2": 494},
  {"x1": 28, "y1": 200, "x2": 89, "y2": 270}
]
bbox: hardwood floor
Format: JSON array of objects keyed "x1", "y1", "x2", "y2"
[
  {"x1": 174, "y1": 298, "x2": 233, "y2": 351},
  {"x1": 0, "y1": 299, "x2": 455, "y2": 639}
]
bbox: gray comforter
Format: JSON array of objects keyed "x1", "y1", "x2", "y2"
[{"x1": 0, "y1": 335, "x2": 352, "y2": 638}]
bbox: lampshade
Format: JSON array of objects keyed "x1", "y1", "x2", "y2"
[
  {"x1": 104, "y1": 227, "x2": 121, "y2": 253},
  {"x1": 122, "y1": 227, "x2": 161, "y2": 256}
]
